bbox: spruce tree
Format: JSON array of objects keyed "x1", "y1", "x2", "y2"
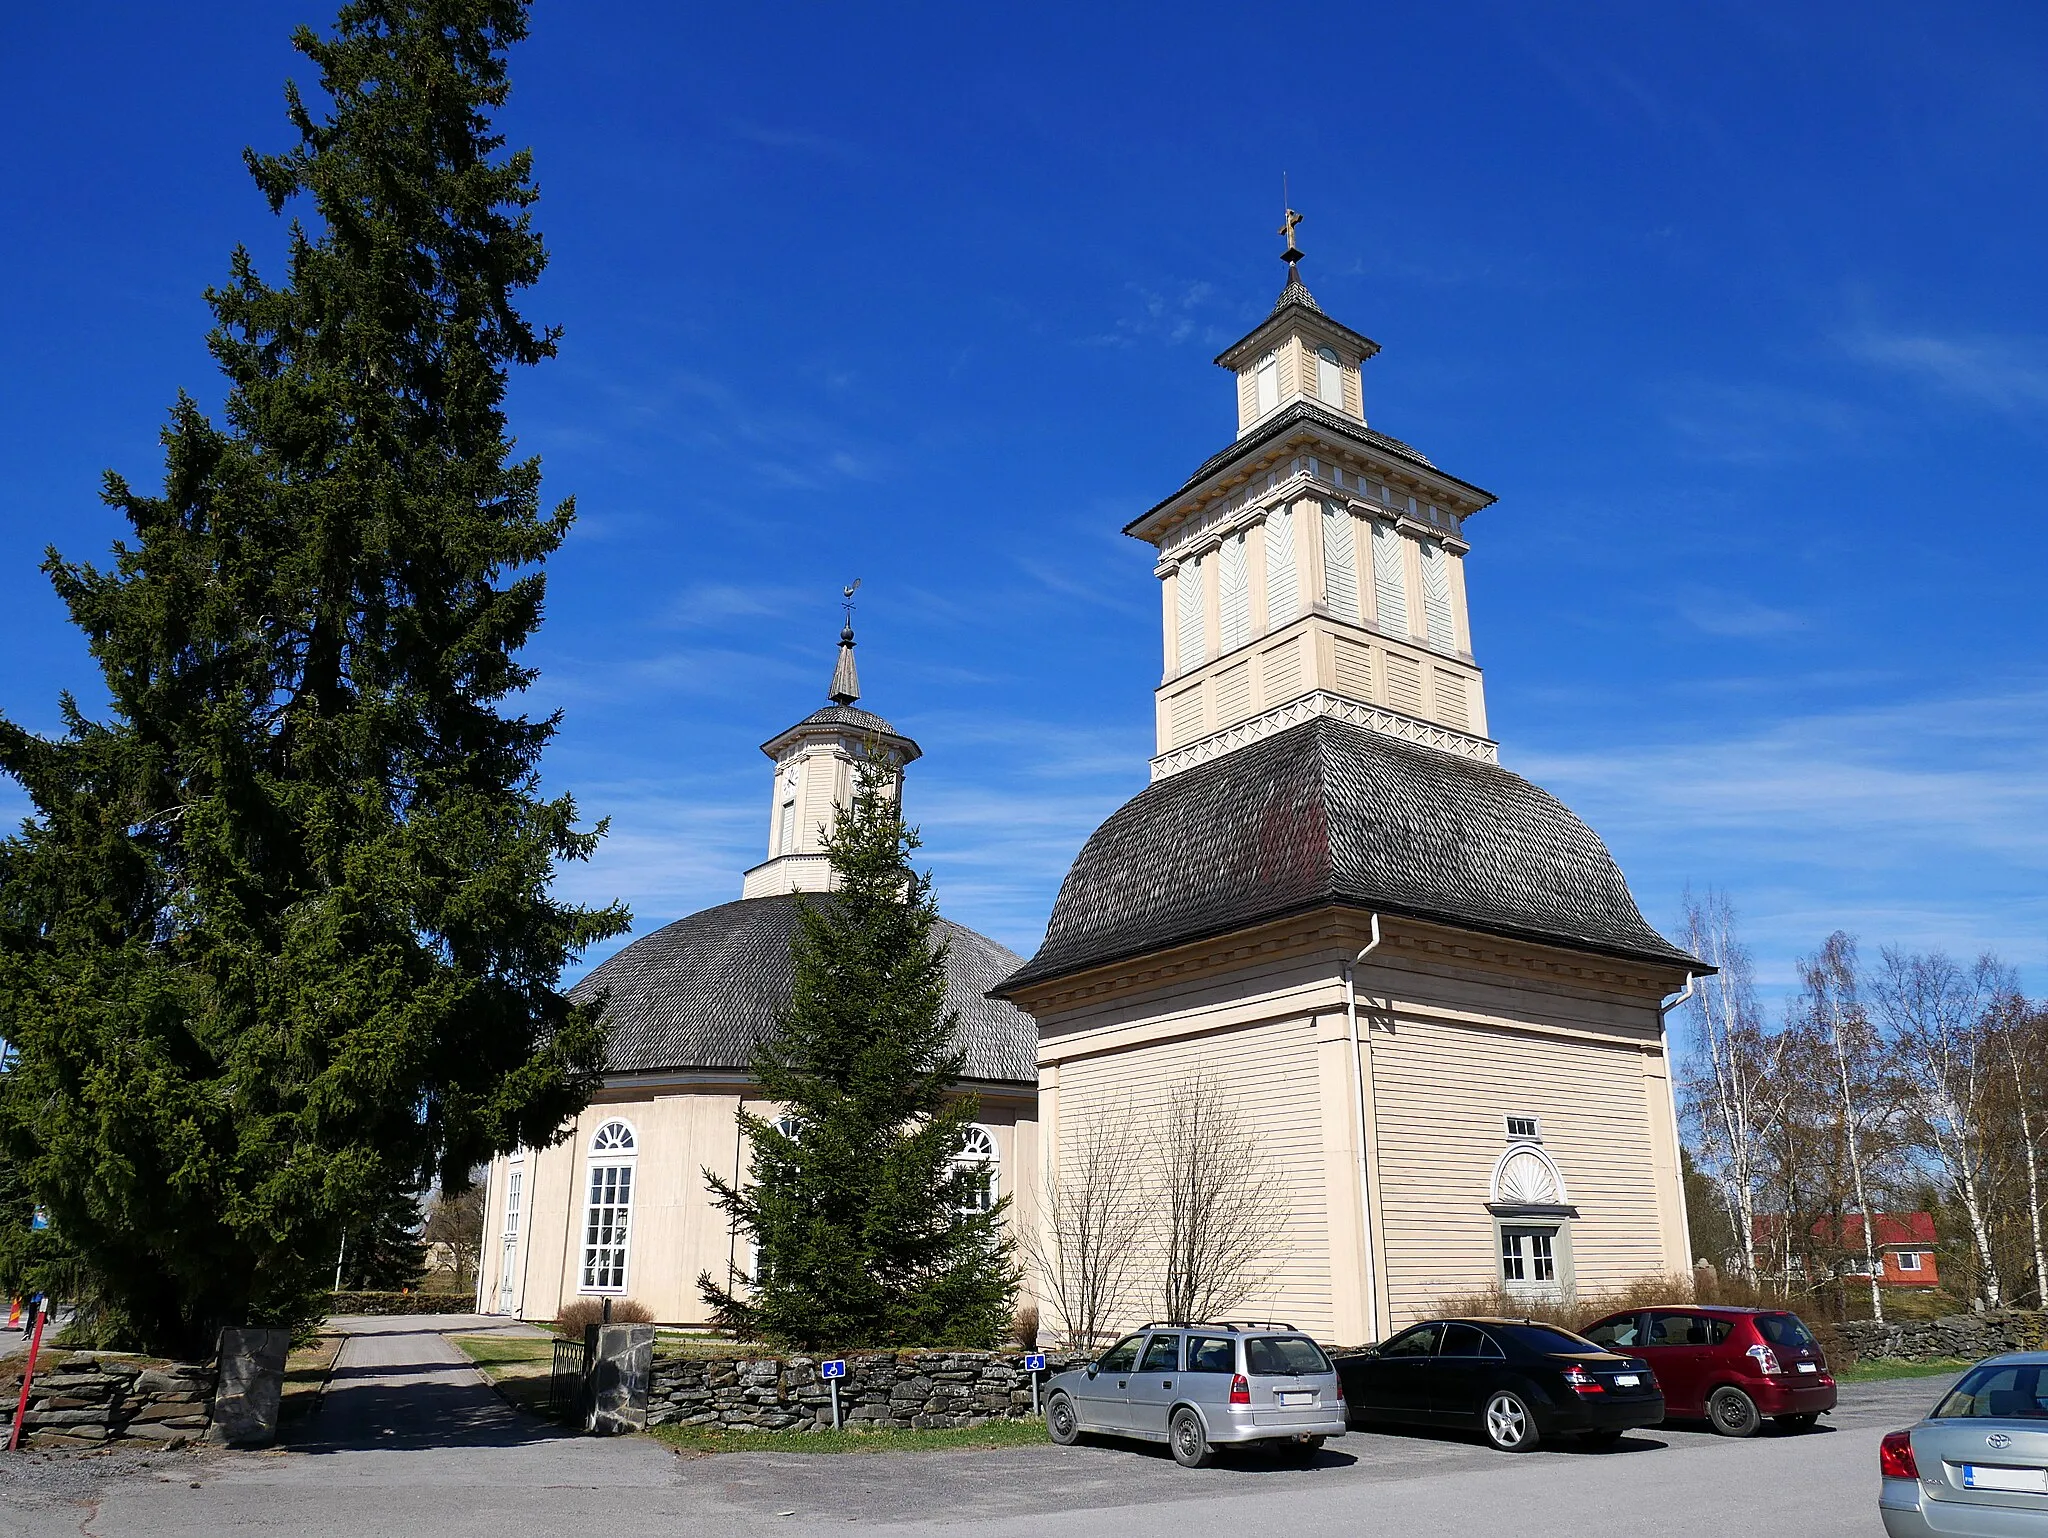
[
  {"x1": 0, "y1": 0, "x2": 626, "y2": 1357},
  {"x1": 701, "y1": 759, "x2": 1018, "y2": 1348}
]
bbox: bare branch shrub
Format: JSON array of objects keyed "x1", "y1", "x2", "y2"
[
  {"x1": 1018, "y1": 1110, "x2": 1148, "y2": 1348},
  {"x1": 1154, "y1": 1075, "x2": 1290, "y2": 1326}
]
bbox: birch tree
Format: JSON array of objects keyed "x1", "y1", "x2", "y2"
[
  {"x1": 1990, "y1": 997, "x2": 2048, "y2": 1308},
  {"x1": 1153, "y1": 1076, "x2": 1290, "y2": 1326},
  {"x1": 1680, "y1": 890, "x2": 1787, "y2": 1280},
  {"x1": 1874, "y1": 949, "x2": 2007, "y2": 1308},
  {"x1": 1798, "y1": 932, "x2": 1888, "y2": 1322}
]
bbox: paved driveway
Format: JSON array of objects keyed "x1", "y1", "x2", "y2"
[{"x1": 0, "y1": 1317, "x2": 1956, "y2": 1538}]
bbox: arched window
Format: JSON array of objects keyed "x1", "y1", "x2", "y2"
[
  {"x1": 581, "y1": 1120, "x2": 637, "y2": 1294},
  {"x1": 774, "y1": 1114, "x2": 803, "y2": 1144},
  {"x1": 954, "y1": 1125, "x2": 999, "y2": 1216},
  {"x1": 1315, "y1": 345, "x2": 1344, "y2": 406}
]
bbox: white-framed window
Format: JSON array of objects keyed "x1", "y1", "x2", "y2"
[
  {"x1": 498, "y1": 1160, "x2": 524, "y2": 1314},
  {"x1": 1255, "y1": 351, "x2": 1279, "y2": 415},
  {"x1": 1501, "y1": 1226, "x2": 1557, "y2": 1285},
  {"x1": 1315, "y1": 345, "x2": 1343, "y2": 406},
  {"x1": 954, "y1": 1124, "x2": 998, "y2": 1216},
  {"x1": 1896, "y1": 1251, "x2": 1924, "y2": 1273},
  {"x1": 581, "y1": 1120, "x2": 637, "y2": 1294},
  {"x1": 1505, "y1": 1114, "x2": 1541, "y2": 1143}
]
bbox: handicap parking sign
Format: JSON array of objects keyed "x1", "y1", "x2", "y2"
[
  {"x1": 820, "y1": 1359, "x2": 847, "y2": 1379},
  {"x1": 1024, "y1": 1354, "x2": 1046, "y2": 1372}
]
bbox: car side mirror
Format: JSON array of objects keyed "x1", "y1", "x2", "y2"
[{"x1": 1086, "y1": 1365, "x2": 1099, "y2": 1378}]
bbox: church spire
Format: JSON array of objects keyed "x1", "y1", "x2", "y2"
[{"x1": 828, "y1": 580, "x2": 861, "y2": 705}]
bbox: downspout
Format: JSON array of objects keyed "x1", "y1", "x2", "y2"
[
  {"x1": 1342, "y1": 915, "x2": 1383, "y2": 1343},
  {"x1": 1659, "y1": 975, "x2": 1697, "y2": 1283}
]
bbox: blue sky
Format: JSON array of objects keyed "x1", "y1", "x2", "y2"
[{"x1": 2, "y1": 1, "x2": 2045, "y2": 1009}]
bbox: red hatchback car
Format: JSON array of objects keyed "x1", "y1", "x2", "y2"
[{"x1": 1580, "y1": 1306, "x2": 1836, "y2": 1437}]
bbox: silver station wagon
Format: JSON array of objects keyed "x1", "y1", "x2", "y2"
[
  {"x1": 1881, "y1": 1352, "x2": 2048, "y2": 1536},
  {"x1": 1044, "y1": 1322, "x2": 1347, "y2": 1467}
]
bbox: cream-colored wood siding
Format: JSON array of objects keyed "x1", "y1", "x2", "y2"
[
  {"x1": 1260, "y1": 636, "x2": 1302, "y2": 703},
  {"x1": 1385, "y1": 651, "x2": 1424, "y2": 716},
  {"x1": 1369, "y1": 1018, "x2": 1671, "y2": 1324},
  {"x1": 1051, "y1": 1015, "x2": 1335, "y2": 1341},
  {"x1": 1215, "y1": 661, "x2": 1251, "y2": 727}
]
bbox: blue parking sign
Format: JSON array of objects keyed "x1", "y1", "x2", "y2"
[
  {"x1": 1024, "y1": 1354, "x2": 1046, "y2": 1372},
  {"x1": 820, "y1": 1359, "x2": 847, "y2": 1379}
]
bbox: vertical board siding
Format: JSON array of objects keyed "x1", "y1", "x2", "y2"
[
  {"x1": 1218, "y1": 533, "x2": 1251, "y2": 653},
  {"x1": 1215, "y1": 661, "x2": 1251, "y2": 727},
  {"x1": 1261, "y1": 637, "x2": 1303, "y2": 702},
  {"x1": 1321, "y1": 503, "x2": 1359, "y2": 622},
  {"x1": 1370, "y1": 1019, "x2": 1668, "y2": 1326},
  {"x1": 1372, "y1": 521, "x2": 1410, "y2": 639},
  {"x1": 1176, "y1": 555, "x2": 1205, "y2": 673},
  {"x1": 1264, "y1": 510, "x2": 1300, "y2": 626},
  {"x1": 1055, "y1": 1017, "x2": 1334, "y2": 1339},
  {"x1": 1385, "y1": 652, "x2": 1424, "y2": 717},
  {"x1": 1333, "y1": 636, "x2": 1374, "y2": 699},
  {"x1": 1433, "y1": 669, "x2": 1469, "y2": 730},
  {"x1": 1420, "y1": 541, "x2": 1456, "y2": 649}
]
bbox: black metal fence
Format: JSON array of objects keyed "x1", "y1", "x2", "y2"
[{"x1": 548, "y1": 1337, "x2": 590, "y2": 1414}]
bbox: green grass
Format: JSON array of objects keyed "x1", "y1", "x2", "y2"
[
  {"x1": 649, "y1": 1418, "x2": 1049, "y2": 1455},
  {"x1": 452, "y1": 1335, "x2": 556, "y2": 1373},
  {"x1": 1839, "y1": 1356, "x2": 1973, "y2": 1384}
]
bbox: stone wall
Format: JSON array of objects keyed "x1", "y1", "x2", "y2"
[
  {"x1": 1839, "y1": 1310, "x2": 2048, "y2": 1362},
  {"x1": 0, "y1": 1351, "x2": 215, "y2": 1450},
  {"x1": 648, "y1": 1350, "x2": 1088, "y2": 1431}
]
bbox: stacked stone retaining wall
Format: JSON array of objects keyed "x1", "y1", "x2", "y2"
[
  {"x1": 648, "y1": 1350, "x2": 1088, "y2": 1431},
  {"x1": 1838, "y1": 1310, "x2": 2047, "y2": 1362},
  {"x1": 0, "y1": 1352, "x2": 215, "y2": 1450}
]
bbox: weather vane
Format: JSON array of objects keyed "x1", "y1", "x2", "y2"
[
  {"x1": 841, "y1": 578, "x2": 861, "y2": 631},
  {"x1": 1279, "y1": 173, "x2": 1304, "y2": 268}
]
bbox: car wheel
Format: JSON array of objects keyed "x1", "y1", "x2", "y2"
[
  {"x1": 1483, "y1": 1390, "x2": 1541, "y2": 1452},
  {"x1": 1170, "y1": 1407, "x2": 1215, "y2": 1468},
  {"x1": 1708, "y1": 1386, "x2": 1761, "y2": 1438},
  {"x1": 1045, "y1": 1393, "x2": 1082, "y2": 1447},
  {"x1": 1775, "y1": 1412, "x2": 1819, "y2": 1433}
]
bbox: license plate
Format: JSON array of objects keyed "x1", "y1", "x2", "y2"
[
  {"x1": 1796, "y1": 1363, "x2": 1817, "y2": 1374},
  {"x1": 1613, "y1": 1374, "x2": 1640, "y2": 1387},
  {"x1": 1277, "y1": 1391, "x2": 1315, "y2": 1406},
  {"x1": 1962, "y1": 1466, "x2": 2048, "y2": 1494}
]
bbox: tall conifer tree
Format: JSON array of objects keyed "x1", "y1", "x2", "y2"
[
  {"x1": 701, "y1": 760, "x2": 1018, "y2": 1349},
  {"x1": 0, "y1": 0, "x2": 626, "y2": 1356}
]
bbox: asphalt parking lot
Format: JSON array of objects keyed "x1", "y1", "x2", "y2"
[{"x1": 0, "y1": 1319, "x2": 1961, "y2": 1538}]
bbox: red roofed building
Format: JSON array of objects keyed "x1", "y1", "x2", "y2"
[{"x1": 1752, "y1": 1212, "x2": 1941, "y2": 1288}]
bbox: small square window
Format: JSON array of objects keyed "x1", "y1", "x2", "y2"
[
  {"x1": 1505, "y1": 1115, "x2": 1541, "y2": 1142},
  {"x1": 1896, "y1": 1252, "x2": 1923, "y2": 1272}
]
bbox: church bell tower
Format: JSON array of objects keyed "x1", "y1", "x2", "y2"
[{"x1": 1126, "y1": 211, "x2": 1500, "y2": 780}]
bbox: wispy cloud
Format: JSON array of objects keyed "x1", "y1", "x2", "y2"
[
  {"x1": 1843, "y1": 325, "x2": 2048, "y2": 418},
  {"x1": 1672, "y1": 586, "x2": 1808, "y2": 639},
  {"x1": 1079, "y1": 279, "x2": 1227, "y2": 349},
  {"x1": 725, "y1": 120, "x2": 865, "y2": 165},
  {"x1": 1661, "y1": 379, "x2": 1867, "y2": 464}
]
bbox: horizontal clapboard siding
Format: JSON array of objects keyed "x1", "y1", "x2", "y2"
[
  {"x1": 1433, "y1": 669, "x2": 1469, "y2": 730},
  {"x1": 1385, "y1": 652, "x2": 1424, "y2": 717},
  {"x1": 1168, "y1": 685, "x2": 1204, "y2": 745},
  {"x1": 1261, "y1": 637, "x2": 1302, "y2": 703},
  {"x1": 1371, "y1": 1018, "x2": 1667, "y2": 1323},
  {"x1": 1215, "y1": 660, "x2": 1251, "y2": 727},
  {"x1": 1333, "y1": 635, "x2": 1373, "y2": 699},
  {"x1": 1058, "y1": 1017, "x2": 1334, "y2": 1340}
]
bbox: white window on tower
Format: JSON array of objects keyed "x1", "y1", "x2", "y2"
[
  {"x1": 1419, "y1": 540, "x2": 1456, "y2": 649},
  {"x1": 1315, "y1": 346, "x2": 1343, "y2": 407},
  {"x1": 1896, "y1": 1251, "x2": 1923, "y2": 1273},
  {"x1": 581, "y1": 1120, "x2": 636, "y2": 1294},
  {"x1": 1320, "y1": 502, "x2": 1359, "y2": 623},
  {"x1": 1217, "y1": 532, "x2": 1250, "y2": 653},
  {"x1": 1264, "y1": 509, "x2": 1299, "y2": 626},
  {"x1": 1372, "y1": 520, "x2": 1410, "y2": 637},
  {"x1": 953, "y1": 1125, "x2": 999, "y2": 1217},
  {"x1": 1255, "y1": 351, "x2": 1280, "y2": 416},
  {"x1": 1175, "y1": 555, "x2": 1205, "y2": 673}
]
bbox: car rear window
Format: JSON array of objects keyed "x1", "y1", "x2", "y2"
[
  {"x1": 1245, "y1": 1336, "x2": 1330, "y2": 1376},
  {"x1": 1649, "y1": 1312, "x2": 1732, "y2": 1347},
  {"x1": 1495, "y1": 1323, "x2": 1602, "y2": 1354},
  {"x1": 1754, "y1": 1313, "x2": 1817, "y2": 1350},
  {"x1": 1933, "y1": 1364, "x2": 2048, "y2": 1420}
]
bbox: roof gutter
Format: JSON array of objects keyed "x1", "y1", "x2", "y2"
[{"x1": 1343, "y1": 914, "x2": 1384, "y2": 1345}]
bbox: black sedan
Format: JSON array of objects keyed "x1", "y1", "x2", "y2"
[{"x1": 1336, "y1": 1317, "x2": 1665, "y2": 1451}]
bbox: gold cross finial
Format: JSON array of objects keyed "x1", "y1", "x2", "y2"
[{"x1": 1279, "y1": 174, "x2": 1304, "y2": 265}]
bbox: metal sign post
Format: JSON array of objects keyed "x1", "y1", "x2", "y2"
[
  {"x1": 1024, "y1": 1353, "x2": 1046, "y2": 1415},
  {"x1": 821, "y1": 1359, "x2": 846, "y2": 1430}
]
